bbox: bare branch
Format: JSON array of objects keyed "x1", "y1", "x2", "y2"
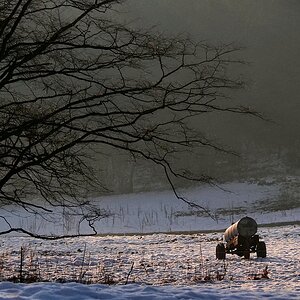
[{"x1": 0, "y1": 0, "x2": 260, "y2": 238}]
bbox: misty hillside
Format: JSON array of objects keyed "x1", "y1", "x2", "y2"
[{"x1": 90, "y1": 1, "x2": 300, "y2": 195}]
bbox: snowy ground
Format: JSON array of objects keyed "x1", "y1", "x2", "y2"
[
  {"x1": 0, "y1": 224, "x2": 299, "y2": 299},
  {"x1": 2, "y1": 180, "x2": 299, "y2": 236},
  {"x1": 89, "y1": 180, "x2": 299, "y2": 235},
  {"x1": 0, "y1": 180, "x2": 299, "y2": 299}
]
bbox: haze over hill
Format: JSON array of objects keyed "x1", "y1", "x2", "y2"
[{"x1": 92, "y1": 1, "x2": 300, "y2": 194}]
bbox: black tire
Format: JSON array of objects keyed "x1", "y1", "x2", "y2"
[
  {"x1": 257, "y1": 241, "x2": 267, "y2": 258},
  {"x1": 236, "y1": 249, "x2": 244, "y2": 257},
  {"x1": 216, "y1": 243, "x2": 226, "y2": 260},
  {"x1": 244, "y1": 249, "x2": 250, "y2": 259}
]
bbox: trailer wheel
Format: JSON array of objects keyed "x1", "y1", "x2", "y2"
[
  {"x1": 257, "y1": 241, "x2": 267, "y2": 258},
  {"x1": 216, "y1": 243, "x2": 226, "y2": 260},
  {"x1": 244, "y1": 249, "x2": 250, "y2": 259}
]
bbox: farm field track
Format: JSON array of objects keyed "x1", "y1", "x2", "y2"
[{"x1": 0, "y1": 224, "x2": 299, "y2": 294}]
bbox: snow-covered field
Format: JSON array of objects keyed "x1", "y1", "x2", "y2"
[
  {"x1": 2, "y1": 180, "x2": 299, "y2": 236},
  {"x1": 0, "y1": 180, "x2": 299, "y2": 299},
  {"x1": 90, "y1": 180, "x2": 299, "y2": 235},
  {"x1": 0, "y1": 224, "x2": 299, "y2": 299}
]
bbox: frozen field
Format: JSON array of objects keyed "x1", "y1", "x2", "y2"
[
  {"x1": 2, "y1": 180, "x2": 299, "y2": 237},
  {"x1": 0, "y1": 224, "x2": 299, "y2": 299},
  {"x1": 0, "y1": 180, "x2": 299, "y2": 298}
]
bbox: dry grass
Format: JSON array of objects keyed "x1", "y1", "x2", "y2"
[{"x1": 0, "y1": 245, "x2": 270, "y2": 285}]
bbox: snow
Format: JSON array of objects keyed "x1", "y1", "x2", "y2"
[
  {"x1": 0, "y1": 282, "x2": 298, "y2": 299},
  {"x1": 0, "y1": 181, "x2": 299, "y2": 299},
  {"x1": 2, "y1": 181, "x2": 299, "y2": 236},
  {"x1": 89, "y1": 181, "x2": 299, "y2": 234},
  {"x1": 0, "y1": 224, "x2": 300, "y2": 298}
]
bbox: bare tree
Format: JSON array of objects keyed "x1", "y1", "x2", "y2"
[{"x1": 0, "y1": 0, "x2": 259, "y2": 238}]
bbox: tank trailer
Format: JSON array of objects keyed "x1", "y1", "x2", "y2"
[{"x1": 216, "y1": 216, "x2": 266, "y2": 259}]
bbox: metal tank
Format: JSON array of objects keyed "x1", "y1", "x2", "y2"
[
  {"x1": 216, "y1": 216, "x2": 266, "y2": 259},
  {"x1": 224, "y1": 216, "x2": 258, "y2": 243}
]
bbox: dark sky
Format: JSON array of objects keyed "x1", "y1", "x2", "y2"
[{"x1": 125, "y1": 1, "x2": 300, "y2": 153}]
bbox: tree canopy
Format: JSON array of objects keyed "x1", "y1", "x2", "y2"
[{"x1": 0, "y1": 0, "x2": 258, "y2": 238}]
